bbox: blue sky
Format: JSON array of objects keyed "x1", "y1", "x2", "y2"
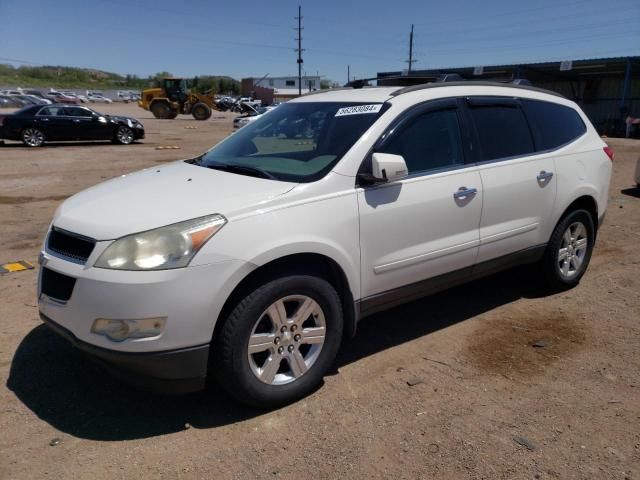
[{"x1": 1, "y1": 0, "x2": 639, "y2": 83}]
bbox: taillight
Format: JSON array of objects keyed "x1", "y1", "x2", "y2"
[{"x1": 603, "y1": 146, "x2": 614, "y2": 161}]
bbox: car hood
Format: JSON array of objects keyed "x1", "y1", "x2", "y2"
[{"x1": 53, "y1": 161, "x2": 297, "y2": 240}]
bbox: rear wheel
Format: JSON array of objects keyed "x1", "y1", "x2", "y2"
[
  {"x1": 213, "y1": 275, "x2": 343, "y2": 408},
  {"x1": 114, "y1": 125, "x2": 134, "y2": 145},
  {"x1": 540, "y1": 209, "x2": 595, "y2": 291},
  {"x1": 191, "y1": 102, "x2": 212, "y2": 120},
  {"x1": 21, "y1": 127, "x2": 45, "y2": 147},
  {"x1": 150, "y1": 101, "x2": 173, "y2": 119},
  {"x1": 167, "y1": 111, "x2": 179, "y2": 119}
]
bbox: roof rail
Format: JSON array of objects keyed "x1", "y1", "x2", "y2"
[{"x1": 390, "y1": 80, "x2": 564, "y2": 98}]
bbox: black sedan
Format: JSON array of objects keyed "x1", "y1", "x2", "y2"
[{"x1": 0, "y1": 104, "x2": 145, "y2": 147}]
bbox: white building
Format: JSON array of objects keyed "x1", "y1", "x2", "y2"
[{"x1": 242, "y1": 75, "x2": 322, "y2": 102}]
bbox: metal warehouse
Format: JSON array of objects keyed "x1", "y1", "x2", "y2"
[{"x1": 377, "y1": 56, "x2": 639, "y2": 137}]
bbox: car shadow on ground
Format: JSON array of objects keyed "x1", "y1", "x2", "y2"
[
  {"x1": 620, "y1": 187, "x2": 640, "y2": 198},
  {"x1": 7, "y1": 266, "x2": 547, "y2": 441}
]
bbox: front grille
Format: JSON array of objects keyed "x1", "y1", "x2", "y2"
[
  {"x1": 47, "y1": 227, "x2": 95, "y2": 263},
  {"x1": 41, "y1": 268, "x2": 76, "y2": 302}
]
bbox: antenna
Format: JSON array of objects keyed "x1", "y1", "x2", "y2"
[
  {"x1": 295, "y1": 5, "x2": 304, "y2": 96},
  {"x1": 406, "y1": 24, "x2": 416, "y2": 72}
]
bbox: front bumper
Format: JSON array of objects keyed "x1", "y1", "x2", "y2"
[
  {"x1": 41, "y1": 313, "x2": 209, "y2": 394},
  {"x1": 37, "y1": 243, "x2": 255, "y2": 392}
]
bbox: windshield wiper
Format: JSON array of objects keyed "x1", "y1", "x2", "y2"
[{"x1": 205, "y1": 162, "x2": 276, "y2": 180}]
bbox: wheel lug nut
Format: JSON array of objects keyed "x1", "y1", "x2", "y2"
[
  {"x1": 280, "y1": 325, "x2": 287, "y2": 333},
  {"x1": 274, "y1": 337, "x2": 280, "y2": 345},
  {"x1": 294, "y1": 334, "x2": 301, "y2": 342},
  {"x1": 277, "y1": 346, "x2": 284, "y2": 354},
  {"x1": 291, "y1": 325, "x2": 297, "y2": 332},
  {"x1": 287, "y1": 345, "x2": 294, "y2": 352}
]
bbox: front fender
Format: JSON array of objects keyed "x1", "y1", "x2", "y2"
[{"x1": 246, "y1": 238, "x2": 360, "y2": 300}]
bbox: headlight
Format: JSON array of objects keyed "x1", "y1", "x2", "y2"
[
  {"x1": 94, "y1": 214, "x2": 226, "y2": 270},
  {"x1": 127, "y1": 119, "x2": 133, "y2": 127}
]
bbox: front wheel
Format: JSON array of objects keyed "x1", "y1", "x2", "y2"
[
  {"x1": 213, "y1": 275, "x2": 343, "y2": 408},
  {"x1": 540, "y1": 209, "x2": 595, "y2": 291},
  {"x1": 21, "y1": 127, "x2": 45, "y2": 147},
  {"x1": 114, "y1": 125, "x2": 134, "y2": 144},
  {"x1": 150, "y1": 101, "x2": 173, "y2": 119}
]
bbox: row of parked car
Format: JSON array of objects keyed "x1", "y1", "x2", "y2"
[{"x1": 0, "y1": 89, "x2": 140, "y2": 108}]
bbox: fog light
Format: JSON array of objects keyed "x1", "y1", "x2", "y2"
[{"x1": 91, "y1": 317, "x2": 166, "y2": 342}]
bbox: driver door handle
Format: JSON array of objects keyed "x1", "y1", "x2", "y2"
[
  {"x1": 537, "y1": 170, "x2": 554, "y2": 181},
  {"x1": 453, "y1": 186, "x2": 478, "y2": 199}
]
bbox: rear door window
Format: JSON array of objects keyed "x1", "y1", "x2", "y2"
[
  {"x1": 66, "y1": 107, "x2": 93, "y2": 117},
  {"x1": 521, "y1": 99, "x2": 586, "y2": 150},
  {"x1": 468, "y1": 99, "x2": 535, "y2": 161},
  {"x1": 38, "y1": 107, "x2": 64, "y2": 116}
]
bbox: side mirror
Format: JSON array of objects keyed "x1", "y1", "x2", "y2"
[{"x1": 358, "y1": 153, "x2": 408, "y2": 185}]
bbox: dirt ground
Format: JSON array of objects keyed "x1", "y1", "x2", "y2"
[{"x1": 0, "y1": 104, "x2": 639, "y2": 480}]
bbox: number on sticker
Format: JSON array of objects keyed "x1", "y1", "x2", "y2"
[{"x1": 335, "y1": 104, "x2": 383, "y2": 117}]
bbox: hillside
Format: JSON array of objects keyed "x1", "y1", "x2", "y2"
[{"x1": 0, "y1": 64, "x2": 240, "y2": 94}]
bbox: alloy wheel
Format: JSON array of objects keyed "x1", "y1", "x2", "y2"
[
  {"x1": 557, "y1": 221, "x2": 588, "y2": 279},
  {"x1": 22, "y1": 128, "x2": 44, "y2": 147},
  {"x1": 247, "y1": 295, "x2": 326, "y2": 385},
  {"x1": 116, "y1": 126, "x2": 134, "y2": 144}
]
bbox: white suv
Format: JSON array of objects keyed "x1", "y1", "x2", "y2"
[{"x1": 38, "y1": 82, "x2": 612, "y2": 407}]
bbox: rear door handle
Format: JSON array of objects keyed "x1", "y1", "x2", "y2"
[
  {"x1": 453, "y1": 186, "x2": 478, "y2": 199},
  {"x1": 537, "y1": 170, "x2": 554, "y2": 181}
]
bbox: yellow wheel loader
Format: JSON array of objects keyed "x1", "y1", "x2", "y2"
[{"x1": 138, "y1": 78, "x2": 220, "y2": 120}]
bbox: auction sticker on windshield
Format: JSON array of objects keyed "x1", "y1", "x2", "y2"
[{"x1": 335, "y1": 104, "x2": 383, "y2": 117}]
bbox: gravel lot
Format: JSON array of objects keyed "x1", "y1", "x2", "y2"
[{"x1": 0, "y1": 104, "x2": 639, "y2": 480}]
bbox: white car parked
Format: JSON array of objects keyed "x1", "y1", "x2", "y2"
[
  {"x1": 38, "y1": 81, "x2": 612, "y2": 407},
  {"x1": 87, "y1": 94, "x2": 112, "y2": 103},
  {"x1": 233, "y1": 104, "x2": 278, "y2": 129}
]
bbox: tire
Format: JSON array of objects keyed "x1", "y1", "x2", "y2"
[
  {"x1": 150, "y1": 101, "x2": 173, "y2": 119},
  {"x1": 191, "y1": 102, "x2": 212, "y2": 121},
  {"x1": 213, "y1": 275, "x2": 343, "y2": 408},
  {"x1": 540, "y1": 209, "x2": 595, "y2": 291},
  {"x1": 21, "y1": 127, "x2": 45, "y2": 147},
  {"x1": 167, "y1": 111, "x2": 179, "y2": 119},
  {"x1": 114, "y1": 125, "x2": 134, "y2": 145}
]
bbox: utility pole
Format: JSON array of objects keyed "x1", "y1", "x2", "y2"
[
  {"x1": 347, "y1": 64, "x2": 350, "y2": 84},
  {"x1": 295, "y1": 5, "x2": 304, "y2": 96},
  {"x1": 406, "y1": 24, "x2": 416, "y2": 72}
]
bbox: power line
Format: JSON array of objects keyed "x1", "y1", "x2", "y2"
[
  {"x1": 0, "y1": 56, "x2": 45, "y2": 66},
  {"x1": 413, "y1": 0, "x2": 638, "y2": 26},
  {"x1": 422, "y1": 31, "x2": 637, "y2": 56},
  {"x1": 413, "y1": 19, "x2": 639, "y2": 47},
  {"x1": 413, "y1": 4, "x2": 640, "y2": 38}
]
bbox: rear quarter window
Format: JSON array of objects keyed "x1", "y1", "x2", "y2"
[{"x1": 522, "y1": 99, "x2": 586, "y2": 151}]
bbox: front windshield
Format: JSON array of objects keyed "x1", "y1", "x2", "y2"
[{"x1": 196, "y1": 102, "x2": 387, "y2": 182}]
